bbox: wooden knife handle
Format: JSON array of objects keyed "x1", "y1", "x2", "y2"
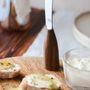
[{"x1": 44, "y1": 29, "x2": 60, "y2": 71}]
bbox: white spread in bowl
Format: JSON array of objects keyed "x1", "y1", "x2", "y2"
[{"x1": 67, "y1": 57, "x2": 90, "y2": 71}]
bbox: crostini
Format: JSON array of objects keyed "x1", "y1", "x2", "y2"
[
  {"x1": 19, "y1": 74, "x2": 61, "y2": 90},
  {"x1": 0, "y1": 60, "x2": 21, "y2": 79}
]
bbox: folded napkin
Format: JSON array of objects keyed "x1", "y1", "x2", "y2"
[
  {"x1": 12, "y1": 0, "x2": 31, "y2": 18},
  {"x1": 0, "y1": 0, "x2": 10, "y2": 21},
  {"x1": 12, "y1": 0, "x2": 31, "y2": 25}
]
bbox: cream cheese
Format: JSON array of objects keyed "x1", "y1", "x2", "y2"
[
  {"x1": 26, "y1": 74, "x2": 61, "y2": 89},
  {"x1": 0, "y1": 64, "x2": 21, "y2": 72},
  {"x1": 0, "y1": 60, "x2": 21, "y2": 72},
  {"x1": 67, "y1": 57, "x2": 90, "y2": 71}
]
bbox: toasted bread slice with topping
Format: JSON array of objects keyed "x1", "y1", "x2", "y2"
[
  {"x1": 19, "y1": 74, "x2": 61, "y2": 90},
  {"x1": 0, "y1": 60, "x2": 21, "y2": 79}
]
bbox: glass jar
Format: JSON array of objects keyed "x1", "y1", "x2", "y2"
[
  {"x1": 63, "y1": 48, "x2": 90, "y2": 90},
  {"x1": 0, "y1": 0, "x2": 31, "y2": 31}
]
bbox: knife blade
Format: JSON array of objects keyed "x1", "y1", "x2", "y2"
[{"x1": 45, "y1": 0, "x2": 53, "y2": 30}]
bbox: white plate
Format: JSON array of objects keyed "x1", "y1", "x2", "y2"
[{"x1": 74, "y1": 12, "x2": 90, "y2": 48}]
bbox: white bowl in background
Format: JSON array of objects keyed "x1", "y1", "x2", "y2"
[{"x1": 73, "y1": 12, "x2": 90, "y2": 48}]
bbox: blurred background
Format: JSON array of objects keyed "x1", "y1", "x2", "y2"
[
  {"x1": 0, "y1": 0, "x2": 90, "y2": 59},
  {"x1": 23, "y1": 0, "x2": 90, "y2": 58},
  {"x1": 31, "y1": 0, "x2": 90, "y2": 12}
]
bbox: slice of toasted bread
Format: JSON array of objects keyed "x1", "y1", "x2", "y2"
[
  {"x1": 19, "y1": 74, "x2": 61, "y2": 90},
  {"x1": 0, "y1": 60, "x2": 21, "y2": 79}
]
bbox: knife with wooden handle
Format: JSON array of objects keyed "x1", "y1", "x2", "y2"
[{"x1": 44, "y1": 0, "x2": 60, "y2": 71}]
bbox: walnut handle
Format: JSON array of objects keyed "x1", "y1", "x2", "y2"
[{"x1": 44, "y1": 29, "x2": 60, "y2": 71}]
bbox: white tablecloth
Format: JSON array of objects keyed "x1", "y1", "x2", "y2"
[{"x1": 23, "y1": 0, "x2": 90, "y2": 58}]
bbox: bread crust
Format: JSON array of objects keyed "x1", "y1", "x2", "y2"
[{"x1": 0, "y1": 69, "x2": 20, "y2": 79}]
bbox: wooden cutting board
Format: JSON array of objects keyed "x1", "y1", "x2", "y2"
[
  {"x1": 0, "y1": 57, "x2": 71, "y2": 90},
  {"x1": 0, "y1": 8, "x2": 45, "y2": 59}
]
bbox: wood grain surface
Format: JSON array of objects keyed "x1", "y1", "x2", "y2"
[
  {"x1": 0, "y1": 57, "x2": 71, "y2": 90},
  {"x1": 0, "y1": 8, "x2": 45, "y2": 59}
]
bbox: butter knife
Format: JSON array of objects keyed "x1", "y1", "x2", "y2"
[
  {"x1": 44, "y1": 0, "x2": 60, "y2": 71},
  {"x1": 45, "y1": 0, "x2": 53, "y2": 30}
]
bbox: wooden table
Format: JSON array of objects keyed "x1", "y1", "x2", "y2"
[
  {"x1": 0, "y1": 8, "x2": 45, "y2": 59},
  {"x1": 0, "y1": 57, "x2": 71, "y2": 90}
]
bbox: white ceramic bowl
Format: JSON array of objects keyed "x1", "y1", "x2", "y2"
[{"x1": 73, "y1": 12, "x2": 90, "y2": 48}]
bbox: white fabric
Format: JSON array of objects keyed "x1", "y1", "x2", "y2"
[
  {"x1": 12, "y1": 0, "x2": 31, "y2": 25},
  {"x1": 16, "y1": 15, "x2": 29, "y2": 26},
  {"x1": 23, "y1": 0, "x2": 90, "y2": 58},
  {"x1": 12, "y1": 0, "x2": 31, "y2": 18},
  {"x1": 0, "y1": 0, "x2": 10, "y2": 21}
]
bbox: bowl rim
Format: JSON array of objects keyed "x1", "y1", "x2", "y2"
[
  {"x1": 73, "y1": 11, "x2": 90, "y2": 48},
  {"x1": 74, "y1": 11, "x2": 90, "y2": 31},
  {"x1": 63, "y1": 48, "x2": 90, "y2": 73}
]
